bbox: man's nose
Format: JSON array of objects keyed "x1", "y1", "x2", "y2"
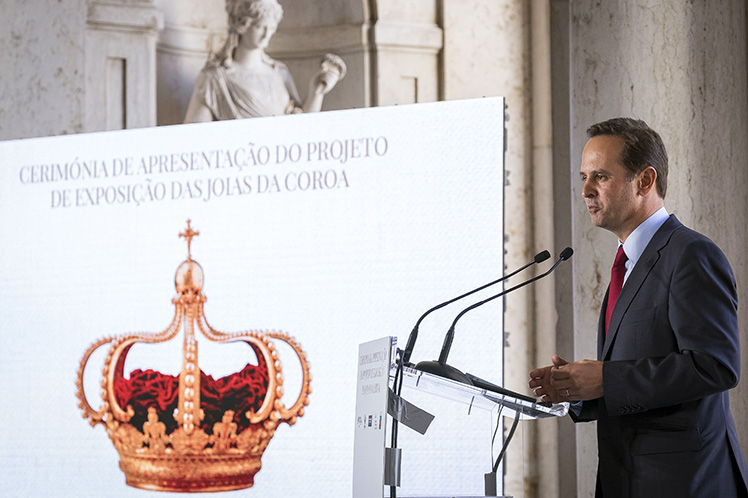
[{"x1": 581, "y1": 180, "x2": 595, "y2": 197}]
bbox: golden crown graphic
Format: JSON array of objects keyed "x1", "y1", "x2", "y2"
[{"x1": 75, "y1": 221, "x2": 311, "y2": 492}]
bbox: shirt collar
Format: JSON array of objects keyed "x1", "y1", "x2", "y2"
[{"x1": 620, "y1": 206, "x2": 669, "y2": 279}]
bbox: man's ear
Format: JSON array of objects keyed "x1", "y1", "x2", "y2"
[{"x1": 638, "y1": 166, "x2": 657, "y2": 195}]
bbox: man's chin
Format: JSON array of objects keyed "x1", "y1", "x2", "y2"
[{"x1": 589, "y1": 215, "x2": 608, "y2": 229}]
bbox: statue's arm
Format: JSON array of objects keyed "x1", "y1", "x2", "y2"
[
  {"x1": 302, "y1": 54, "x2": 346, "y2": 113},
  {"x1": 184, "y1": 89, "x2": 214, "y2": 123},
  {"x1": 301, "y1": 70, "x2": 333, "y2": 113},
  {"x1": 276, "y1": 62, "x2": 303, "y2": 114},
  {"x1": 302, "y1": 87, "x2": 324, "y2": 113}
]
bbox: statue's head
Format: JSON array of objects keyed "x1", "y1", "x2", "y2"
[
  {"x1": 227, "y1": 0, "x2": 284, "y2": 35},
  {"x1": 213, "y1": 0, "x2": 283, "y2": 66}
]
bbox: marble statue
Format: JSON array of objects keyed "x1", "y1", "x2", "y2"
[{"x1": 184, "y1": 0, "x2": 346, "y2": 123}]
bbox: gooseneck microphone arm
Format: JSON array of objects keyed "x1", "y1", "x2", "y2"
[
  {"x1": 401, "y1": 250, "x2": 551, "y2": 365},
  {"x1": 438, "y1": 247, "x2": 573, "y2": 365},
  {"x1": 415, "y1": 247, "x2": 573, "y2": 384}
]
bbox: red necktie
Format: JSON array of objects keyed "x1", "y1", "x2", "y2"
[{"x1": 605, "y1": 245, "x2": 628, "y2": 334}]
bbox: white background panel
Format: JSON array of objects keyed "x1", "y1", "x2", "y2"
[{"x1": 0, "y1": 97, "x2": 505, "y2": 497}]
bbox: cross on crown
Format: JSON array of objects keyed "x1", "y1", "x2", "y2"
[{"x1": 179, "y1": 220, "x2": 200, "y2": 261}]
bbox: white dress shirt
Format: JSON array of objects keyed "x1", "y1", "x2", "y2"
[{"x1": 619, "y1": 206, "x2": 670, "y2": 285}]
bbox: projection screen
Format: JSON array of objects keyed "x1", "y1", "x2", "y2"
[{"x1": 0, "y1": 97, "x2": 506, "y2": 497}]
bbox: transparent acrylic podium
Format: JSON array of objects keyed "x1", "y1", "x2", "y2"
[
  {"x1": 352, "y1": 337, "x2": 568, "y2": 498},
  {"x1": 398, "y1": 364, "x2": 568, "y2": 421}
]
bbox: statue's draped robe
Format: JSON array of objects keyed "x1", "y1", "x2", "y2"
[{"x1": 194, "y1": 58, "x2": 302, "y2": 120}]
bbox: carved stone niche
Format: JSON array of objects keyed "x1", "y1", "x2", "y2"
[
  {"x1": 270, "y1": 0, "x2": 443, "y2": 109},
  {"x1": 154, "y1": 0, "x2": 443, "y2": 125},
  {"x1": 85, "y1": 0, "x2": 164, "y2": 132}
]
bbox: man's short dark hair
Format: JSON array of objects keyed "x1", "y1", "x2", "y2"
[{"x1": 586, "y1": 117, "x2": 668, "y2": 198}]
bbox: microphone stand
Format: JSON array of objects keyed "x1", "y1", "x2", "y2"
[{"x1": 388, "y1": 250, "x2": 551, "y2": 497}]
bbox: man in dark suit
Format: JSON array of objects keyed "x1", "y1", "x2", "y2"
[{"x1": 529, "y1": 118, "x2": 748, "y2": 497}]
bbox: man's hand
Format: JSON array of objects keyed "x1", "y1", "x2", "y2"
[
  {"x1": 529, "y1": 355, "x2": 604, "y2": 402},
  {"x1": 550, "y1": 358, "x2": 604, "y2": 401},
  {"x1": 529, "y1": 355, "x2": 569, "y2": 404}
]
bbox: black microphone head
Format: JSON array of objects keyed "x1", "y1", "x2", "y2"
[
  {"x1": 559, "y1": 247, "x2": 574, "y2": 261},
  {"x1": 534, "y1": 250, "x2": 551, "y2": 263}
]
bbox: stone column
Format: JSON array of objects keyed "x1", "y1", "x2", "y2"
[
  {"x1": 444, "y1": 1, "x2": 550, "y2": 496},
  {"x1": 568, "y1": 1, "x2": 748, "y2": 496},
  {"x1": 549, "y1": 3, "x2": 577, "y2": 497},
  {"x1": 85, "y1": 0, "x2": 163, "y2": 131}
]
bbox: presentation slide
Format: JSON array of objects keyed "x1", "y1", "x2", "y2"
[{"x1": 0, "y1": 97, "x2": 506, "y2": 497}]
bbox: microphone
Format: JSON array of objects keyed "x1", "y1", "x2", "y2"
[
  {"x1": 416, "y1": 247, "x2": 573, "y2": 384},
  {"x1": 401, "y1": 250, "x2": 551, "y2": 366}
]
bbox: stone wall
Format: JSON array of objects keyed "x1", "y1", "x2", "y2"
[
  {"x1": 0, "y1": 0, "x2": 161, "y2": 141},
  {"x1": 566, "y1": 1, "x2": 748, "y2": 495},
  {"x1": 0, "y1": 0, "x2": 87, "y2": 139}
]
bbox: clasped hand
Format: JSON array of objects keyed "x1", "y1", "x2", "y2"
[{"x1": 528, "y1": 355, "x2": 604, "y2": 404}]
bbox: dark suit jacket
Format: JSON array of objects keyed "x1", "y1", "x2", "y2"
[{"x1": 574, "y1": 215, "x2": 748, "y2": 497}]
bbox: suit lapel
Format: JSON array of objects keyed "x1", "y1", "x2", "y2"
[
  {"x1": 600, "y1": 215, "x2": 682, "y2": 360},
  {"x1": 597, "y1": 290, "x2": 608, "y2": 359}
]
